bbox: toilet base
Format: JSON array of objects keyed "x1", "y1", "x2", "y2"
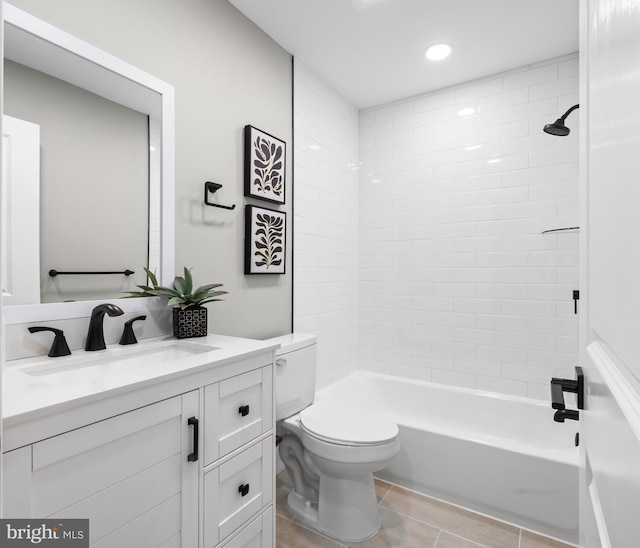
[{"x1": 287, "y1": 470, "x2": 381, "y2": 542}]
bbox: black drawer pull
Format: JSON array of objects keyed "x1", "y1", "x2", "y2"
[
  {"x1": 238, "y1": 405, "x2": 250, "y2": 417},
  {"x1": 239, "y1": 483, "x2": 250, "y2": 497},
  {"x1": 187, "y1": 416, "x2": 199, "y2": 462}
]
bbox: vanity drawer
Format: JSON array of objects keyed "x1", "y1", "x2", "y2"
[
  {"x1": 204, "y1": 365, "x2": 273, "y2": 464},
  {"x1": 220, "y1": 506, "x2": 273, "y2": 548},
  {"x1": 203, "y1": 437, "x2": 273, "y2": 547}
]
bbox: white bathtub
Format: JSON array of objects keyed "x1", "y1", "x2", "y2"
[{"x1": 316, "y1": 371, "x2": 579, "y2": 545}]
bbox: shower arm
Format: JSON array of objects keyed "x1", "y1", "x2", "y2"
[{"x1": 559, "y1": 104, "x2": 579, "y2": 122}]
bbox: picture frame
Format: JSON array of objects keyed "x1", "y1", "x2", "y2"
[
  {"x1": 244, "y1": 205, "x2": 286, "y2": 275},
  {"x1": 244, "y1": 125, "x2": 286, "y2": 204}
]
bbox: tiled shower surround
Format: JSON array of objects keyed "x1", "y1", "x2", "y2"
[
  {"x1": 295, "y1": 54, "x2": 579, "y2": 399},
  {"x1": 293, "y1": 60, "x2": 360, "y2": 388}
]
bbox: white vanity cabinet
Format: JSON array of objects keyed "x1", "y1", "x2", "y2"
[
  {"x1": 3, "y1": 392, "x2": 200, "y2": 547},
  {"x1": 2, "y1": 340, "x2": 276, "y2": 548}
]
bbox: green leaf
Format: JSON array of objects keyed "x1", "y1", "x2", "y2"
[
  {"x1": 193, "y1": 283, "x2": 224, "y2": 293},
  {"x1": 183, "y1": 267, "x2": 193, "y2": 294},
  {"x1": 198, "y1": 298, "x2": 225, "y2": 306},
  {"x1": 191, "y1": 288, "x2": 227, "y2": 301},
  {"x1": 134, "y1": 285, "x2": 155, "y2": 292},
  {"x1": 144, "y1": 267, "x2": 159, "y2": 288},
  {"x1": 168, "y1": 296, "x2": 186, "y2": 307},
  {"x1": 148, "y1": 288, "x2": 182, "y2": 298},
  {"x1": 173, "y1": 276, "x2": 187, "y2": 295}
]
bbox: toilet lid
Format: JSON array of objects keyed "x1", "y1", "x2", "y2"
[{"x1": 299, "y1": 401, "x2": 398, "y2": 446}]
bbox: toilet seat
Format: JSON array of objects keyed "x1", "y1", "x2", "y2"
[{"x1": 298, "y1": 400, "x2": 398, "y2": 447}]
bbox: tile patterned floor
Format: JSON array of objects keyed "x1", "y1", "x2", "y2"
[{"x1": 275, "y1": 473, "x2": 574, "y2": 548}]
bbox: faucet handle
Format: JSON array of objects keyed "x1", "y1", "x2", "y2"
[
  {"x1": 119, "y1": 315, "x2": 147, "y2": 345},
  {"x1": 28, "y1": 326, "x2": 72, "y2": 357}
]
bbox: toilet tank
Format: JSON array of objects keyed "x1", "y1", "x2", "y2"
[{"x1": 266, "y1": 333, "x2": 317, "y2": 421}]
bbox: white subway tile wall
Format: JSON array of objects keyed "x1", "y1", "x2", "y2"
[
  {"x1": 293, "y1": 60, "x2": 360, "y2": 388},
  {"x1": 359, "y1": 54, "x2": 579, "y2": 399},
  {"x1": 294, "y1": 55, "x2": 579, "y2": 399}
]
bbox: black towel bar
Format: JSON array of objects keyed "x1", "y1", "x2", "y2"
[{"x1": 49, "y1": 269, "x2": 135, "y2": 277}]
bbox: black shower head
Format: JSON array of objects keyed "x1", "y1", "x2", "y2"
[
  {"x1": 543, "y1": 119, "x2": 571, "y2": 136},
  {"x1": 543, "y1": 104, "x2": 579, "y2": 137}
]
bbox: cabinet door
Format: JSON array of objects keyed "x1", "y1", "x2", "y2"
[
  {"x1": 4, "y1": 393, "x2": 199, "y2": 548},
  {"x1": 3, "y1": 445, "x2": 32, "y2": 516}
]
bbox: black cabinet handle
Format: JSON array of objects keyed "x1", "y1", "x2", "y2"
[
  {"x1": 187, "y1": 417, "x2": 199, "y2": 462},
  {"x1": 238, "y1": 405, "x2": 250, "y2": 417},
  {"x1": 239, "y1": 483, "x2": 250, "y2": 497}
]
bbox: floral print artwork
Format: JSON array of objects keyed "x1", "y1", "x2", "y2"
[
  {"x1": 244, "y1": 126, "x2": 286, "y2": 203},
  {"x1": 245, "y1": 205, "x2": 286, "y2": 274},
  {"x1": 253, "y1": 211, "x2": 284, "y2": 269}
]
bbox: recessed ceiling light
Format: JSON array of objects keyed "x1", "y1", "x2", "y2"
[
  {"x1": 350, "y1": 0, "x2": 387, "y2": 9},
  {"x1": 424, "y1": 43, "x2": 452, "y2": 61}
]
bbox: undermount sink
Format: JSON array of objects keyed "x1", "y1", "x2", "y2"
[{"x1": 16, "y1": 340, "x2": 219, "y2": 381}]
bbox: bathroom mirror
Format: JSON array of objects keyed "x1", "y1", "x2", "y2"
[{"x1": 2, "y1": 4, "x2": 175, "y2": 322}]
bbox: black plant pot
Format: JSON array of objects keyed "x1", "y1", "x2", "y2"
[{"x1": 173, "y1": 306, "x2": 208, "y2": 339}]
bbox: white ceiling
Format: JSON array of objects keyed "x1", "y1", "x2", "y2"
[{"x1": 228, "y1": 0, "x2": 579, "y2": 110}]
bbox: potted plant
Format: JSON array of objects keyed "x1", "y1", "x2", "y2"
[{"x1": 125, "y1": 267, "x2": 227, "y2": 338}]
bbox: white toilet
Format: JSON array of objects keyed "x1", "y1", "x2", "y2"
[{"x1": 269, "y1": 333, "x2": 400, "y2": 541}]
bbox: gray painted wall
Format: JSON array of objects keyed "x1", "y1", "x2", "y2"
[{"x1": 8, "y1": 0, "x2": 294, "y2": 338}]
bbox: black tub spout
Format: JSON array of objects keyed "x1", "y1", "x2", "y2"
[{"x1": 554, "y1": 409, "x2": 579, "y2": 423}]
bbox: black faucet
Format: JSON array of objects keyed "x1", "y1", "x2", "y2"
[{"x1": 85, "y1": 303, "x2": 124, "y2": 351}]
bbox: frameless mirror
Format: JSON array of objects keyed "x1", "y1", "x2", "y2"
[{"x1": 2, "y1": 4, "x2": 175, "y2": 321}]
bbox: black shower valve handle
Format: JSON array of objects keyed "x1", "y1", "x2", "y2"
[
  {"x1": 28, "y1": 326, "x2": 72, "y2": 357},
  {"x1": 550, "y1": 366, "x2": 584, "y2": 423}
]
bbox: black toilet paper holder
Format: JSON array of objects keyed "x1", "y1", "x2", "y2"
[{"x1": 204, "y1": 181, "x2": 236, "y2": 210}]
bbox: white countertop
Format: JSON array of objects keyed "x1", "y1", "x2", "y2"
[{"x1": 3, "y1": 334, "x2": 279, "y2": 427}]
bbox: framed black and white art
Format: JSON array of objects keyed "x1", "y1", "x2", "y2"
[
  {"x1": 244, "y1": 125, "x2": 286, "y2": 204},
  {"x1": 244, "y1": 205, "x2": 286, "y2": 275}
]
